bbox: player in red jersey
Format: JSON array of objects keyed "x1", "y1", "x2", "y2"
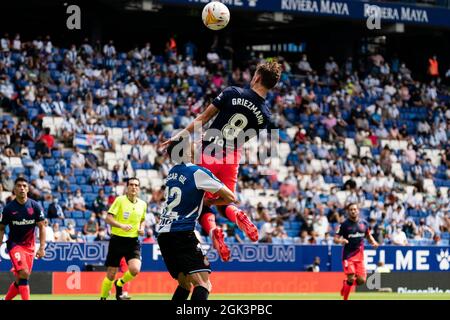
[
  {"x1": 161, "y1": 61, "x2": 282, "y2": 261},
  {"x1": 0, "y1": 177, "x2": 47, "y2": 300},
  {"x1": 334, "y1": 203, "x2": 379, "y2": 300}
]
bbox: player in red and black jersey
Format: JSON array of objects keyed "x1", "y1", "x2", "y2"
[
  {"x1": 334, "y1": 203, "x2": 379, "y2": 300},
  {"x1": 161, "y1": 61, "x2": 281, "y2": 261},
  {"x1": 0, "y1": 177, "x2": 46, "y2": 300}
]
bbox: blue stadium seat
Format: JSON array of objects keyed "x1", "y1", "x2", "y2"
[
  {"x1": 77, "y1": 176, "x2": 87, "y2": 185},
  {"x1": 104, "y1": 186, "x2": 113, "y2": 194},
  {"x1": 52, "y1": 150, "x2": 62, "y2": 158},
  {"x1": 80, "y1": 184, "x2": 92, "y2": 193},
  {"x1": 72, "y1": 211, "x2": 84, "y2": 219},
  {"x1": 84, "y1": 211, "x2": 93, "y2": 219},
  {"x1": 75, "y1": 219, "x2": 86, "y2": 228}
]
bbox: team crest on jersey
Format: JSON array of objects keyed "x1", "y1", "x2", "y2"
[
  {"x1": 123, "y1": 212, "x2": 130, "y2": 219},
  {"x1": 359, "y1": 223, "x2": 365, "y2": 231},
  {"x1": 27, "y1": 207, "x2": 34, "y2": 215}
]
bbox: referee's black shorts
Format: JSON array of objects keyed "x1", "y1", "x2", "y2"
[
  {"x1": 105, "y1": 235, "x2": 141, "y2": 267},
  {"x1": 157, "y1": 231, "x2": 211, "y2": 279}
]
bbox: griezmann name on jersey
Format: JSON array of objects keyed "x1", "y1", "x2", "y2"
[
  {"x1": 157, "y1": 163, "x2": 223, "y2": 234},
  {"x1": 203, "y1": 86, "x2": 273, "y2": 154},
  {"x1": 0, "y1": 199, "x2": 45, "y2": 251}
]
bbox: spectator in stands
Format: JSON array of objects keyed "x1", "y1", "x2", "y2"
[
  {"x1": 71, "y1": 146, "x2": 86, "y2": 169},
  {"x1": 83, "y1": 212, "x2": 99, "y2": 236},
  {"x1": 95, "y1": 226, "x2": 109, "y2": 241},
  {"x1": 306, "y1": 257, "x2": 321, "y2": 272},
  {"x1": 297, "y1": 54, "x2": 313, "y2": 74},
  {"x1": 417, "y1": 218, "x2": 435, "y2": 240},
  {"x1": 52, "y1": 93, "x2": 67, "y2": 117},
  {"x1": 93, "y1": 188, "x2": 109, "y2": 214},
  {"x1": 426, "y1": 205, "x2": 445, "y2": 234},
  {"x1": 89, "y1": 166, "x2": 110, "y2": 186},
  {"x1": 35, "y1": 170, "x2": 52, "y2": 194},
  {"x1": 73, "y1": 188, "x2": 87, "y2": 211},
  {"x1": 52, "y1": 222, "x2": 62, "y2": 242},
  {"x1": 391, "y1": 225, "x2": 409, "y2": 246},
  {"x1": 259, "y1": 217, "x2": 275, "y2": 243},
  {"x1": 98, "y1": 130, "x2": 116, "y2": 152},
  {"x1": 313, "y1": 208, "x2": 329, "y2": 238},
  {"x1": 54, "y1": 171, "x2": 70, "y2": 193},
  {"x1": 320, "y1": 232, "x2": 333, "y2": 245},
  {"x1": 273, "y1": 219, "x2": 288, "y2": 240},
  {"x1": 43, "y1": 219, "x2": 54, "y2": 242},
  {"x1": 47, "y1": 197, "x2": 65, "y2": 220},
  {"x1": 84, "y1": 146, "x2": 99, "y2": 169},
  {"x1": 427, "y1": 55, "x2": 439, "y2": 81},
  {"x1": 61, "y1": 221, "x2": 78, "y2": 242},
  {"x1": 402, "y1": 219, "x2": 418, "y2": 239},
  {"x1": 0, "y1": 169, "x2": 14, "y2": 192}
]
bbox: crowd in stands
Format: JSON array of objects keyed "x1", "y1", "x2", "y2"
[{"x1": 0, "y1": 33, "x2": 448, "y2": 247}]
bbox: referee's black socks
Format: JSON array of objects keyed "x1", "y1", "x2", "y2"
[
  {"x1": 172, "y1": 286, "x2": 190, "y2": 301},
  {"x1": 191, "y1": 286, "x2": 209, "y2": 300}
]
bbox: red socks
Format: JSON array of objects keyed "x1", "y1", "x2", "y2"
[
  {"x1": 341, "y1": 280, "x2": 354, "y2": 300},
  {"x1": 123, "y1": 281, "x2": 130, "y2": 292},
  {"x1": 18, "y1": 284, "x2": 30, "y2": 300},
  {"x1": 4, "y1": 282, "x2": 19, "y2": 300},
  {"x1": 200, "y1": 212, "x2": 217, "y2": 236},
  {"x1": 224, "y1": 205, "x2": 238, "y2": 223}
]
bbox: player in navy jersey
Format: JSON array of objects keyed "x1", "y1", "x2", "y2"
[
  {"x1": 157, "y1": 137, "x2": 236, "y2": 300},
  {"x1": 334, "y1": 203, "x2": 379, "y2": 300},
  {"x1": 161, "y1": 60, "x2": 282, "y2": 261},
  {"x1": 0, "y1": 177, "x2": 46, "y2": 300}
]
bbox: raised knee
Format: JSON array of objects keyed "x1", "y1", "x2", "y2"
[
  {"x1": 106, "y1": 269, "x2": 117, "y2": 281},
  {"x1": 129, "y1": 268, "x2": 139, "y2": 277},
  {"x1": 356, "y1": 278, "x2": 365, "y2": 286},
  {"x1": 195, "y1": 280, "x2": 212, "y2": 292}
]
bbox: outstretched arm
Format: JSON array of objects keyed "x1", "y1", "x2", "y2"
[{"x1": 160, "y1": 104, "x2": 219, "y2": 149}]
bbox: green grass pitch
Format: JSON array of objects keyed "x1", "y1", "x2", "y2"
[{"x1": 26, "y1": 293, "x2": 450, "y2": 300}]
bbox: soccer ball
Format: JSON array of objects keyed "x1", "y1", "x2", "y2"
[{"x1": 202, "y1": 2, "x2": 230, "y2": 31}]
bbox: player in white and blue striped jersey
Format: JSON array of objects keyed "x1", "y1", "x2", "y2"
[{"x1": 157, "y1": 136, "x2": 236, "y2": 301}]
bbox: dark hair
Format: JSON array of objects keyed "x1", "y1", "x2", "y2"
[
  {"x1": 255, "y1": 60, "x2": 282, "y2": 89},
  {"x1": 14, "y1": 177, "x2": 29, "y2": 185},
  {"x1": 127, "y1": 177, "x2": 140, "y2": 186},
  {"x1": 346, "y1": 202, "x2": 358, "y2": 211},
  {"x1": 167, "y1": 136, "x2": 190, "y2": 163}
]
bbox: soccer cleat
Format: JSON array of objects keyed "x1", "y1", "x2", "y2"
[
  {"x1": 211, "y1": 227, "x2": 230, "y2": 262},
  {"x1": 100, "y1": 297, "x2": 107, "y2": 300},
  {"x1": 114, "y1": 280, "x2": 124, "y2": 300},
  {"x1": 119, "y1": 292, "x2": 131, "y2": 300},
  {"x1": 235, "y1": 210, "x2": 259, "y2": 242}
]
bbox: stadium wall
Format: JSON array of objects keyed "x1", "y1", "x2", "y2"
[
  {"x1": 356, "y1": 272, "x2": 450, "y2": 294},
  {"x1": 2, "y1": 271, "x2": 449, "y2": 295},
  {"x1": 1, "y1": 243, "x2": 449, "y2": 272},
  {"x1": 52, "y1": 272, "x2": 344, "y2": 294}
]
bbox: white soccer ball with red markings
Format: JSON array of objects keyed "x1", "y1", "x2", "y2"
[{"x1": 202, "y1": 2, "x2": 230, "y2": 31}]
